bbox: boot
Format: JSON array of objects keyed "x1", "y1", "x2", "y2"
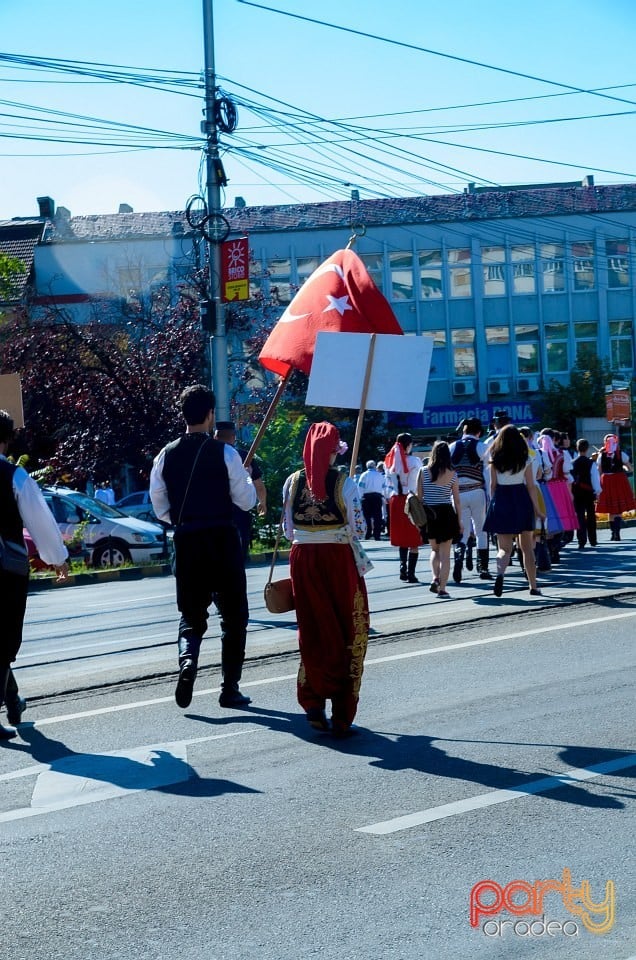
[
  {"x1": 477, "y1": 548, "x2": 493, "y2": 580},
  {"x1": 610, "y1": 518, "x2": 622, "y2": 541},
  {"x1": 4, "y1": 669, "x2": 26, "y2": 726},
  {"x1": 452, "y1": 542, "x2": 465, "y2": 584},
  {"x1": 465, "y1": 535, "x2": 475, "y2": 571},
  {"x1": 175, "y1": 634, "x2": 202, "y2": 709},
  {"x1": 399, "y1": 547, "x2": 408, "y2": 581},
  {"x1": 0, "y1": 667, "x2": 17, "y2": 740},
  {"x1": 406, "y1": 552, "x2": 419, "y2": 583}
]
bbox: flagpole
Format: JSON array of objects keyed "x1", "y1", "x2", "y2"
[
  {"x1": 349, "y1": 334, "x2": 377, "y2": 478},
  {"x1": 243, "y1": 370, "x2": 292, "y2": 469}
]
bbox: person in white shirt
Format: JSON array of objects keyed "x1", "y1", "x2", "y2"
[
  {"x1": 358, "y1": 460, "x2": 386, "y2": 540},
  {"x1": 0, "y1": 410, "x2": 69, "y2": 739},
  {"x1": 448, "y1": 417, "x2": 491, "y2": 582}
]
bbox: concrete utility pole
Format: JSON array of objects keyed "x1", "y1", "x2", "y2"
[{"x1": 202, "y1": 0, "x2": 230, "y2": 419}]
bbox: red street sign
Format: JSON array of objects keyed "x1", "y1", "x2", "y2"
[{"x1": 221, "y1": 237, "x2": 249, "y2": 302}]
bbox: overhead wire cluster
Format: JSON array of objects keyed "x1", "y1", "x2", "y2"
[{"x1": 0, "y1": 6, "x2": 635, "y2": 204}]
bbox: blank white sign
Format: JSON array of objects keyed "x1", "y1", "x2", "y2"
[{"x1": 306, "y1": 332, "x2": 433, "y2": 412}]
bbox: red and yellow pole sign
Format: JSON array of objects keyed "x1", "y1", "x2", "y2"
[{"x1": 221, "y1": 237, "x2": 249, "y2": 302}]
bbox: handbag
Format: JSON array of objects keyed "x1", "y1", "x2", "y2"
[
  {"x1": 263, "y1": 512, "x2": 295, "y2": 614},
  {"x1": 0, "y1": 535, "x2": 30, "y2": 577}
]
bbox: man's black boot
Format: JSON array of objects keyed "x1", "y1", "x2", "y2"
[
  {"x1": 175, "y1": 636, "x2": 201, "y2": 709},
  {"x1": 477, "y1": 548, "x2": 493, "y2": 580},
  {"x1": 219, "y1": 684, "x2": 252, "y2": 708},
  {"x1": 452, "y1": 542, "x2": 465, "y2": 584},
  {"x1": 0, "y1": 668, "x2": 17, "y2": 740},
  {"x1": 399, "y1": 547, "x2": 408, "y2": 581},
  {"x1": 4, "y1": 669, "x2": 26, "y2": 726}
]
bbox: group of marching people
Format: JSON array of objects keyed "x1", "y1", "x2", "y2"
[{"x1": 383, "y1": 413, "x2": 636, "y2": 599}]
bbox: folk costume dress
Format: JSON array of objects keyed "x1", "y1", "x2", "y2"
[
  {"x1": 384, "y1": 442, "x2": 422, "y2": 549},
  {"x1": 596, "y1": 437, "x2": 636, "y2": 516},
  {"x1": 483, "y1": 460, "x2": 536, "y2": 535},
  {"x1": 537, "y1": 435, "x2": 577, "y2": 533},
  {"x1": 283, "y1": 437, "x2": 369, "y2": 735}
]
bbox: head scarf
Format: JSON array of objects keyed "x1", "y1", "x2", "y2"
[
  {"x1": 384, "y1": 440, "x2": 410, "y2": 475},
  {"x1": 302, "y1": 422, "x2": 345, "y2": 501},
  {"x1": 603, "y1": 434, "x2": 619, "y2": 456},
  {"x1": 537, "y1": 432, "x2": 557, "y2": 464}
]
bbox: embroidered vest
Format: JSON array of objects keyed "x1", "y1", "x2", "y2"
[
  {"x1": 450, "y1": 437, "x2": 484, "y2": 486},
  {"x1": 290, "y1": 468, "x2": 347, "y2": 530}
]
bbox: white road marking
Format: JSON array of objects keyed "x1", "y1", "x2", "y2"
[
  {"x1": 0, "y1": 729, "x2": 258, "y2": 822},
  {"x1": 356, "y1": 753, "x2": 636, "y2": 834},
  {"x1": 18, "y1": 632, "x2": 174, "y2": 660},
  {"x1": 17, "y1": 609, "x2": 636, "y2": 727}
]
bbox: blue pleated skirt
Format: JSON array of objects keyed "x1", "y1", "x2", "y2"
[{"x1": 483, "y1": 483, "x2": 535, "y2": 534}]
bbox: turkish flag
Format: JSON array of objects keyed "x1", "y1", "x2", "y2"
[{"x1": 259, "y1": 248, "x2": 403, "y2": 377}]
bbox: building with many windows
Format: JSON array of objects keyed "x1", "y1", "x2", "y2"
[{"x1": 26, "y1": 177, "x2": 636, "y2": 433}]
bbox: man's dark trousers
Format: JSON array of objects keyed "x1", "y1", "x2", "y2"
[
  {"x1": 362, "y1": 492, "x2": 383, "y2": 540},
  {"x1": 173, "y1": 524, "x2": 248, "y2": 690},
  {"x1": 573, "y1": 491, "x2": 597, "y2": 548}
]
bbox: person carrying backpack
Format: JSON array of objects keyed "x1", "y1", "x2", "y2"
[{"x1": 448, "y1": 418, "x2": 491, "y2": 583}]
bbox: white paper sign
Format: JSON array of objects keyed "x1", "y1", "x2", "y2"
[{"x1": 306, "y1": 333, "x2": 433, "y2": 413}]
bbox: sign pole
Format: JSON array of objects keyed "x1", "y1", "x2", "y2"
[{"x1": 349, "y1": 334, "x2": 377, "y2": 478}]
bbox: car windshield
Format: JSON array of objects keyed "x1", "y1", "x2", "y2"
[{"x1": 64, "y1": 491, "x2": 127, "y2": 519}]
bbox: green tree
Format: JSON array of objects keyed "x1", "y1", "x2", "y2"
[
  {"x1": 0, "y1": 252, "x2": 26, "y2": 304},
  {"x1": 536, "y1": 353, "x2": 614, "y2": 433}
]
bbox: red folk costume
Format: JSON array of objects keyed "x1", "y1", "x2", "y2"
[
  {"x1": 596, "y1": 434, "x2": 636, "y2": 515},
  {"x1": 282, "y1": 423, "x2": 369, "y2": 736}
]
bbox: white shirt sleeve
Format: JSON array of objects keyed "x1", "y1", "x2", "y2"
[
  {"x1": 13, "y1": 468, "x2": 68, "y2": 566},
  {"x1": 225, "y1": 445, "x2": 257, "y2": 511},
  {"x1": 343, "y1": 476, "x2": 366, "y2": 537},
  {"x1": 591, "y1": 461, "x2": 602, "y2": 496},
  {"x1": 149, "y1": 447, "x2": 171, "y2": 524}
]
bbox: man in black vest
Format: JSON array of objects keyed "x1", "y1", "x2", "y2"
[
  {"x1": 449, "y1": 417, "x2": 492, "y2": 582},
  {"x1": 0, "y1": 409, "x2": 69, "y2": 739},
  {"x1": 571, "y1": 438, "x2": 601, "y2": 548},
  {"x1": 150, "y1": 386, "x2": 257, "y2": 710}
]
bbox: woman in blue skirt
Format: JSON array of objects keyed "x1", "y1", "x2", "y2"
[{"x1": 484, "y1": 425, "x2": 546, "y2": 597}]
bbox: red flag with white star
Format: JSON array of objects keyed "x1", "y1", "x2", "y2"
[{"x1": 259, "y1": 248, "x2": 403, "y2": 377}]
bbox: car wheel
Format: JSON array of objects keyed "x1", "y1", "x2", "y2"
[{"x1": 92, "y1": 541, "x2": 132, "y2": 568}]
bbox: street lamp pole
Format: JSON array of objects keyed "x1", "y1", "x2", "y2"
[{"x1": 202, "y1": 0, "x2": 230, "y2": 419}]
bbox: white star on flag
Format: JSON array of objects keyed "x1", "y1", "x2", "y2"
[{"x1": 323, "y1": 294, "x2": 352, "y2": 316}]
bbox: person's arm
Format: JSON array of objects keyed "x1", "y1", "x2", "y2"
[
  {"x1": 253, "y1": 477, "x2": 267, "y2": 516},
  {"x1": 14, "y1": 470, "x2": 69, "y2": 575},
  {"x1": 343, "y1": 476, "x2": 366, "y2": 538},
  {"x1": 451, "y1": 473, "x2": 463, "y2": 533},
  {"x1": 149, "y1": 448, "x2": 172, "y2": 524},
  {"x1": 225, "y1": 445, "x2": 257, "y2": 511},
  {"x1": 525, "y1": 463, "x2": 545, "y2": 519},
  {"x1": 591, "y1": 461, "x2": 602, "y2": 497},
  {"x1": 488, "y1": 463, "x2": 497, "y2": 496}
]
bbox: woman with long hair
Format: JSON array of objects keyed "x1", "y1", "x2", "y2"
[
  {"x1": 282, "y1": 422, "x2": 369, "y2": 737},
  {"x1": 483, "y1": 425, "x2": 546, "y2": 597},
  {"x1": 596, "y1": 434, "x2": 636, "y2": 540},
  {"x1": 418, "y1": 440, "x2": 462, "y2": 599}
]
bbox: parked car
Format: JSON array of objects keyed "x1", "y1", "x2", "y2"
[
  {"x1": 42, "y1": 486, "x2": 169, "y2": 568},
  {"x1": 114, "y1": 490, "x2": 157, "y2": 522}
]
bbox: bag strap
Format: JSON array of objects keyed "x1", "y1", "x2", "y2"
[
  {"x1": 177, "y1": 436, "x2": 210, "y2": 526},
  {"x1": 266, "y1": 509, "x2": 286, "y2": 587}
]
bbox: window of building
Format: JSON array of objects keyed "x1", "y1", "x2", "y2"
[
  {"x1": 419, "y1": 250, "x2": 442, "y2": 299},
  {"x1": 296, "y1": 256, "x2": 320, "y2": 285},
  {"x1": 544, "y1": 322, "x2": 569, "y2": 373},
  {"x1": 389, "y1": 250, "x2": 414, "y2": 301},
  {"x1": 485, "y1": 326, "x2": 509, "y2": 345},
  {"x1": 482, "y1": 246, "x2": 506, "y2": 296},
  {"x1": 572, "y1": 241, "x2": 595, "y2": 291},
  {"x1": 426, "y1": 330, "x2": 447, "y2": 378},
  {"x1": 267, "y1": 258, "x2": 292, "y2": 304},
  {"x1": 515, "y1": 324, "x2": 540, "y2": 374},
  {"x1": 451, "y1": 328, "x2": 476, "y2": 376},
  {"x1": 118, "y1": 266, "x2": 143, "y2": 298},
  {"x1": 448, "y1": 248, "x2": 472, "y2": 298},
  {"x1": 360, "y1": 253, "x2": 384, "y2": 293},
  {"x1": 541, "y1": 242, "x2": 564, "y2": 293},
  {"x1": 511, "y1": 244, "x2": 536, "y2": 294},
  {"x1": 485, "y1": 326, "x2": 510, "y2": 378},
  {"x1": 610, "y1": 320, "x2": 633, "y2": 370},
  {"x1": 606, "y1": 240, "x2": 630, "y2": 288},
  {"x1": 574, "y1": 321, "x2": 598, "y2": 366}
]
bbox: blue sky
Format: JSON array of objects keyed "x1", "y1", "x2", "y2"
[{"x1": 1, "y1": 0, "x2": 635, "y2": 219}]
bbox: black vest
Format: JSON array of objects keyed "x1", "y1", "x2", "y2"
[
  {"x1": 162, "y1": 434, "x2": 233, "y2": 528},
  {"x1": 451, "y1": 437, "x2": 484, "y2": 486},
  {"x1": 0, "y1": 459, "x2": 25, "y2": 545},
  {"x1": 600, "y1": 451, "x2": 622, "y2": 474},
  {"x1": 571, "y1": 455, "x2": 593, "y2": 490},
  {"x1": 291, "y1": 468, "x2": 346, "y2": 529}
]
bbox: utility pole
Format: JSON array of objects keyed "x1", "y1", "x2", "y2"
[{"x1": 202, "y1": 0, "x2": 230, "y2": 419}]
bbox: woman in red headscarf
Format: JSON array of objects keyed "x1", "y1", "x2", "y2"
[
  {"x1": 282, "y1": 422, "x2": 369, "y2": 737},
  {"x1": 596, "y1": 434, "x2": 636, "y2": 540}
]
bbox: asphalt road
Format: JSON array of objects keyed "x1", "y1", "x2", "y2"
[{"x1": 1, "y1": 534, "x2": 635, "y2": 960}]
